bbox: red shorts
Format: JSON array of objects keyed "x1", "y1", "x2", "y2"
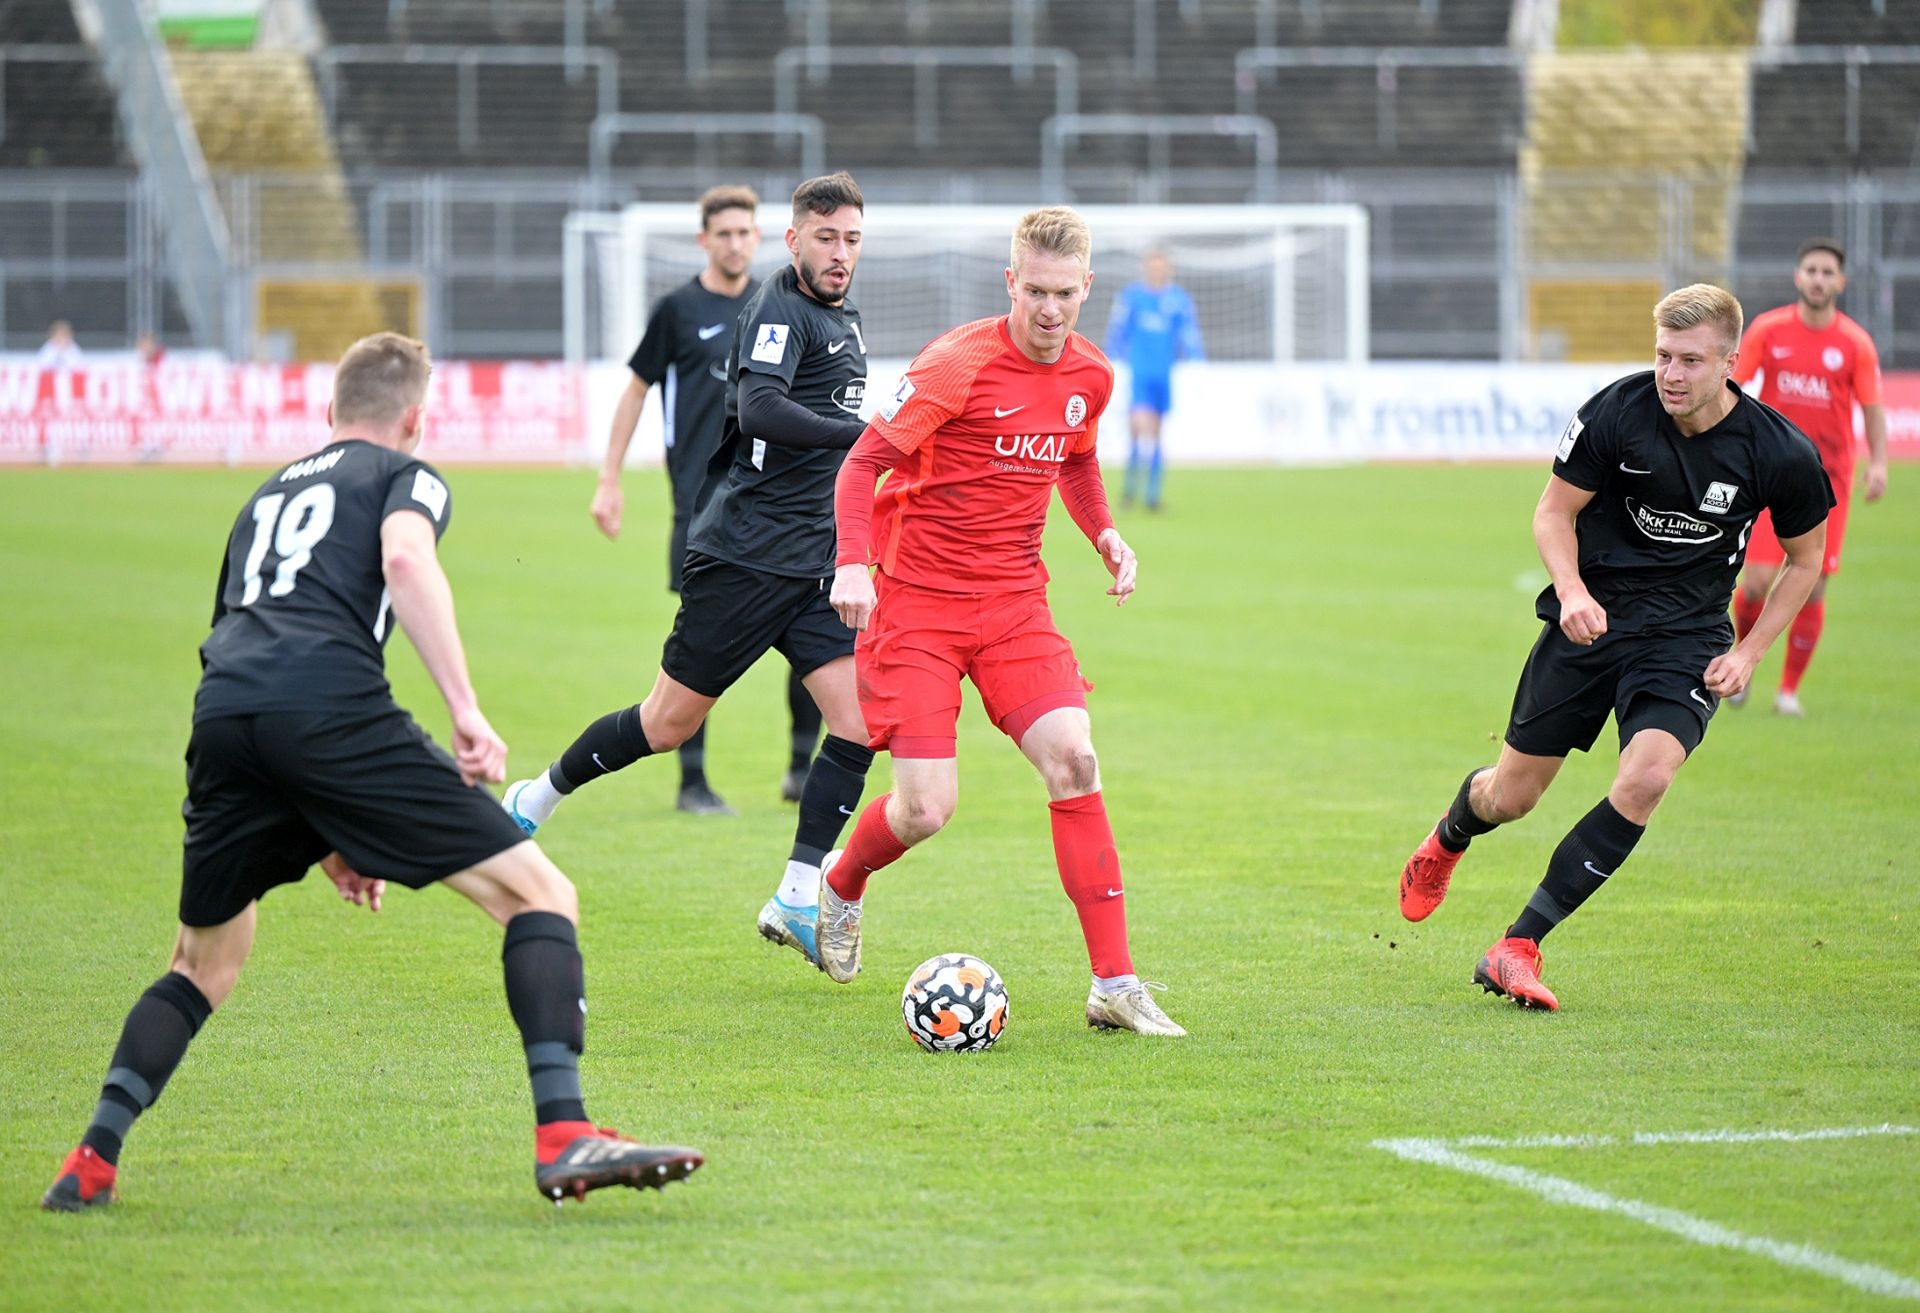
[
  {"x1": 1745, "y1": 483, "x2": 1849, "y2": 576},
  {"x1": 856, "y1": 574, "x2": 1093, "y2": 758}
]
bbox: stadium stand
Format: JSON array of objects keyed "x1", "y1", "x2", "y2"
[{"x1": 0, "y1": 0, "x2": 124, "y2": 167}]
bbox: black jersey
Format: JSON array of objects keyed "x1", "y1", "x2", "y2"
[
  {"x1": 1542, "y1": 373, "x2": 1833, "y2": 634},
  {"x1": 627, "y1": 274, "x2": 757, "y2": 503},
  {"x1": 686, "y1": 265, "x2": 867, "y2": 578},
  {"x1": 193, "y1": 439, "x2": 452, "y2": 721}
]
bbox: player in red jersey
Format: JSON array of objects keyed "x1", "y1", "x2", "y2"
[
  {"x1": 1730, "y1": 238, "x2": 1889, "y2": 715},
  {"x1": 819, "y1": 207, "x2": 1184, "y2": 1036}
]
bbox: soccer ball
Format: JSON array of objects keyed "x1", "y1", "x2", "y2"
[{"x1": 901, "y1": 953, "x2": 1008, "y2": 1053}]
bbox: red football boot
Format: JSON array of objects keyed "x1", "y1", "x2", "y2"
[
  {"x1": 41, "y1": 1145, "x2": 118, "y2": 1212},
  {"x1": 534, "y1": 1122, "x2": 703, "y2": 1204},
  {"x1": 1399, "y1": 820, "x2": 1463, "y2": 922},
  {"x1": 1473, "y1": 936, "x2": 1560, "y2": 1011}
]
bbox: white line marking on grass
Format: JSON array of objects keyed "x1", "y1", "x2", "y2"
[{"x1": 1375, "y1": 1127, "x2": 1920, "y2": 1303}]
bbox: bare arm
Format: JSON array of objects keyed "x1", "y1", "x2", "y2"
[
  {"x1": 1862, "y1": 402, "x2": 1888, "y2": 502},
  {"x1": 592, "y1": 374, "x2": 651, "y2": 539},
  {"x1": 380, "y1": 511, "x2": 506, "y2": 785},
  {"x1": 1533, "y1": 474, "x2": 1604, "y2": 644},
  {"x1": 1705, "y1": 523, "x2": 1825, "y2": 697}
]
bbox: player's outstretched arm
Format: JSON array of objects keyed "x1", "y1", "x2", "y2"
[
  {"x1": 739, "y1": 373, "x2": 866, "y2": 450},
  {"x1": 1534, "y1": 474, "x2": 1604, "y2": 644},
  {"x1": 1706, "y1": 523, "x2": 1825, "y2": 696},
  {"x1": 380, "y1": 511, "x2": 507, "y2": 785},
  {"x1": 592, "y1": 375, "x2": 651, "y2": 539},
  {"x1": 831, "y1": 426, "x2": 897, "y2": 631}
]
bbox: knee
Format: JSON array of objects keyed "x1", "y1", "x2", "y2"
[
  {"x1": 1041, "y1": 744, "x2": 1101, "y2": 800},
  {"x1": 1483, "y1": 773, "x2": 1543, "y2": 824},
  {"x1": 891, "y1": 790, "x2": 955, "y2": 844},
  {"x1": 1613, "y1": 762, "x2": 1677, "y2": 818}
]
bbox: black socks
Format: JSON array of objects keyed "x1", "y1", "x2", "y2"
[
  {"x1": 1437, "y1": 767, "x2": 1501, "y2": 853},
  {"x1": 790, "y1": 734, "x2": 873, "y2": 866},
  {"x1": 788, "y1": 669, "x2": 823, "y2": 772},
  {"x1": 1509, "y1": 798, "x2": 1645, "y2": 943},
  {"x1": 676, "y1": 720, "x2": 709, "y2": 790},
  {"x1": 554, "y1": 705, "x2": 654, "y2": 795},
  {"x1": 83, "y1": 971, "x2": 213, "y2": 1165},
  {"x1": 502, "y1": 912, "x2": 587, "y2": 1125}
]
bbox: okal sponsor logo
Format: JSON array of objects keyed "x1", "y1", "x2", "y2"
[
  {"x1": 1626, "y1": 497, "x2": 1724, "y2": 545},
  {"x1": 993, "y1": 433, "x2": 1073, "y2": 462}
]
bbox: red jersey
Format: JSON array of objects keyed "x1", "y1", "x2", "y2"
[
  {"x1": 855, "y1": 316, "x2": 1115, "y2": 593},
  {"x1": 1735, "y1": 305, "x2": 1882, "y2": 474}
]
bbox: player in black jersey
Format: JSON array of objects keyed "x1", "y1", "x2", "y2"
[
  {"x1": 1393, "y1": 285, "x2": 1833, "y2": 1011},
  {"x1": 591, "y1": 185, "x2": 824, "y2": 815},
  {"x1": 41, "y1": 334, "x2": 701, "y2": 1213},
  {"x1": 506, "y1": 172, "x2": 877, "y2": 970}
]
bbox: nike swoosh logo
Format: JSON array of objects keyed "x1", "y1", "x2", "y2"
[
  {"x1": 837, "y1": 804, "x2": 855, "y2": 816},
  {"x1": 1582, "y1": 861, "x2": 1610, "y2": 878},
  {"x1": 994, "y1": 404, "x2": 1026, "y2": 418},
  {"x1": 1690, "y1": 688, "x2": 1714, "y2": 711},
  {"x1": 1105, "y1": 887, "x2": 1123, "y2": 898},
  {"x1": 1619, "y1": 463, "x2": 1653, "y2": 474},
  {"x1": 826, "y1": 339, "x2": 849, "y2": 354},
  {"x1": 592, "y1": 753, "x2": 608, "y2": 770},
  {"x1": 698, "y1": 324, "x2": 727, "y2": 340}
]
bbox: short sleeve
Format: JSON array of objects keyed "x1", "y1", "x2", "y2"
[
  {"x1": 1766, "y1": 431, "x2": 1836, "y2": 541},
  {"x1": 383, "y1": 460, "x2": 452, "y2": 539},
  {"x1": 1851, "y1": 325, "x2": 1883, "y2": 407},
  {"x1": 871, "y1": 356, "x2": 967, "y2": 455},
  {"x1": 627, "y1": 295, "x2": 676, "y2": 384},
  {"x1": 1733, "y1": 318, "x2": 1767, "y2": 387},
  {"x1": 739, "y1": 289, "x2": 809, "y2": 385},
  {"x1": 1550, "y1": 385, "x2": 1619, "y2": 491}
]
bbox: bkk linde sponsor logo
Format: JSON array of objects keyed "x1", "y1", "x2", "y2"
[
  {"x1": 832, "y1": 377, "x2": 866, "y2": 415},
  {"x1": 1626, "y1": 497, "x2": 1723, "y2": 545}
]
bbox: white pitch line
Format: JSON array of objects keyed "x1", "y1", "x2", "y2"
[
  {"x1": 1375, "y1": 1134, "x2": 1920, "y2": 1303},
  {"x1": 1446, "y1": 1124, "x2": 1920, "y2": 1151}
]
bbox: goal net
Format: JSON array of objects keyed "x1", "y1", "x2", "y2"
[{"x1": 565, "y1": 203, "x2": 1369, "y2": 369}]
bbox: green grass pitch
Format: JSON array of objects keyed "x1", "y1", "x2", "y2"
[{"x1": 2, "y1": 463, "x2": 1915, "y2": 1311}]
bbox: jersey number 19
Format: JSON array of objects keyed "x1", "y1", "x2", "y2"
[{"x1": 239, "y1": 484, "x2": 336, "y2": 605}]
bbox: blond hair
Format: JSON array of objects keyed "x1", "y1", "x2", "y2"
[
  {"x1": 699, "y1": 184, "x2": 758, "y2": 229},
  {"x1": 1011, "y1": 206, "x2": 1092, "y2": 270},
  {"x1": 332, "y1": 332, "x2": 431, "y2": 427},
  {"x1": 1653, "y1": 284, "x2": 1743, "y2": 353}
]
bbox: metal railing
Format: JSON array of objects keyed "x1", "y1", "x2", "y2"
[
  {"x1": 589, "y1": 113, "x2": 826, "y2": 187},
  {"x1": 86, "y1": 2, "x2": 231, "y2": 350},
  {"x1": 773, "y1": 45, "x2": 1078, "y2": 149},
  {"x1": 1746, "y1": 45, "x2": 1920, "y2": 157},
  {"x1": 314, "y1": 45, "x2": 620, "y2": 155},
  {"x1": 1042, "y1": 114, "x2": 1281, "y2": 203},
  {"x1": 1234, "y1": 46, "x2": 1526, "y2": 152}
]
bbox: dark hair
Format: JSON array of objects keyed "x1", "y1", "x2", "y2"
[
  {"x1": 790, "y1": 171, "x2": 864, "y2": 226},
  {"x1": 1796, "y1": 237, "x2": 1845, "y2": 269},
  {"x1": 699, "y1": 185, "x2": 759, "y2": 230}
]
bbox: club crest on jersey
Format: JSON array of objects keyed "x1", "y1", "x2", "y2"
[
  {"x1": 750, "y1": 323, "x2": 790, "y2": 365},
  {"x1": 1065, "y1": 394, "x2": 1088, "y2": 427},
  {"x1": 1626, "y1": 497, "x2": 1723, "y2": 545},
  {"x1": 832, "y1": 377, "x2": 867, "y2": 415},
  {"x1": 1700, "y1": 481, "x2": 1739, "y2": 514},
  {"x1": 994, "y1": 433, "x2": 1072, "y2": 463},
  {"x1": 1822, "y1": 346, "x2": 1845, "y2": 371}
]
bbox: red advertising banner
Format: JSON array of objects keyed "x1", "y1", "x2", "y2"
[
  {"x1": 0, "y1": 360, "x2": 583, "y2": 465},
  {"x1": 1881, "y1": 371, "x2": 1920, "y2": 461}
]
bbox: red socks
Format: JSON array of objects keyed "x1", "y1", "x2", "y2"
[
  {"x1": 826, "y1": 794, "x2": 909, "y2": 902},
  {"x1": 1049, "y1": 791, "x2": 1134, "y2": 979},
  {"x1": 1781, "y1": 599, "x2": 1825, "y2": 693},
  {"x1": 1732, "y1": 588, "x2": 1763, "y2": 642}
]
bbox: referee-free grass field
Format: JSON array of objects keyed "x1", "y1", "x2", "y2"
[{"x1": 2, "y1": 463, "x2": 1916, "y2": 1312}]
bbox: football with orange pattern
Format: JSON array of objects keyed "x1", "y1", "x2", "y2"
[{"x1": 901, "y1": 954, "x2": 1008, "y2": 1053}]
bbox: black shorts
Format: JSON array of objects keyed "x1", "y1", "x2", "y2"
[
  {"x1": 660, "y1": 551, "x2": 855, "y2": 697},
  {"x1": 1504, "y1": 621, "x2": 1729, "y2": 759},
  {"x1": 179, "y1": 708, "x2": 529, "y2": 927},
  {"x1": 667, "y1": 513, "x2": 692, "y2": 593}
]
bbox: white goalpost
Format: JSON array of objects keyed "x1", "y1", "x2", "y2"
[{"x1": 563, "y1": 202, "x2": 1370, "y2": 463}]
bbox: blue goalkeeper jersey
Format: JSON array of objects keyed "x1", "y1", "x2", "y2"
[{"x1": 1105, "y1": 281, "x2": 1204, "y2": 380}]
